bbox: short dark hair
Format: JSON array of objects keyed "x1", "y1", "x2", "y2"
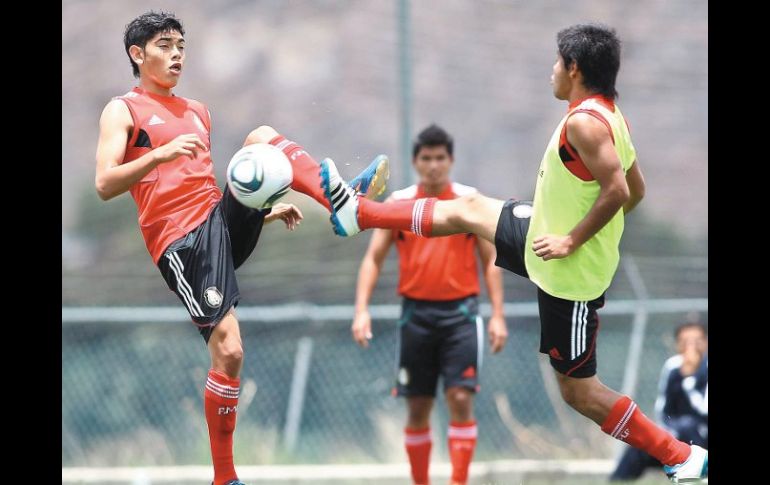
[
  {"x1": 413, "y1": 124, "x2": 453, "y2": 159},
  {"x1": 557, "y1": 23, "x2": 621, "y2": 99},
  {"x1": 675, "y1": 322, "x2": 708, "y2": 340},
  {"x1": 124, "y1": 11, "x2": 184, "y2": 78}
]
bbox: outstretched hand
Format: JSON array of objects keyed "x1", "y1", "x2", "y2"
[{"x1": 265, "y1": 202, "x2": 303, "y2": 230}]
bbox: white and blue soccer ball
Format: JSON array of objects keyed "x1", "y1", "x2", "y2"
[{"x1": 226, "y1": 143, "x2": 293, "y2": 209}]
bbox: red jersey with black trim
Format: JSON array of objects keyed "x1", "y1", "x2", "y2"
[
  {"x1": 116, "y1": 87, "x2": 221, "y2": 263},
  {"x1": 392, "y1": 182, "x2": 480, "y2": 300}
]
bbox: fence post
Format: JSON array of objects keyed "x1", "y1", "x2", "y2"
[{"x1": 283, "y1": 336, "x2": 314, "y2": 454}]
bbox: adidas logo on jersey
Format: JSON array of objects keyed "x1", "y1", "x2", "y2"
[{"x1": 148, "y1": 114, "x2": 165, "y2": 126}]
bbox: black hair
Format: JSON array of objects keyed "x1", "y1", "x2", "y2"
[
  {"x1": 557, "y1": 23, "x2": 621, "y2": 99},
  {"x1": 413, "y1": 124, "x2": 453, "y2": 159},
  {"x1": 124, "y1": 11, "x2": 185, "y2": 78}
]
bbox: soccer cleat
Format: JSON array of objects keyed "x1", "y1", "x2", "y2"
[
  {"x1": 349, "y1": 154, "x2": 390, "y2": 199},
  {"x1": 320, "y1": 158, "x2": 363, "y2": 236},
  {"x1": 213, "y1": 480, "x2": 247, "y2": 485},
  {"x1": 664, "y1": 444, "x2": 708, "y2": 483}
]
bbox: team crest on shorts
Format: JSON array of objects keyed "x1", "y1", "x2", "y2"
[
  {"x1": 204, "y1": 287, "x2": 223, "y2": 308},
  {"x1": 512, "y1": 204, "x2": 533, "y2": 219},
  {"x1": 398, "y1": 367, "x2": 410, "y2": 386}
]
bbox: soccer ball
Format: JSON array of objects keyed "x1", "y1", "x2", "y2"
[{"x1": 226, "y1": 143, "x2": 293, "y2": 209}]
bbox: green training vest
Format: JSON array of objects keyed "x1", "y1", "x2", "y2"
[{"x1": 525, "y1": 97, "x2": 637, "y2": 301}]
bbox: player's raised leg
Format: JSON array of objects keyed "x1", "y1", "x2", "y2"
[
  {"x1": 320, "y1": 156, "x2": 505, "y2": 240},
  {"x1": 242, "y1": 126, "x2": 389, "y2": 211}
]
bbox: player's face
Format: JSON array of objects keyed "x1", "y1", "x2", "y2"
[
  {"x1": 413, "y1": 145, "x2": 453, "y2": 187},
  {"x1": 136, "y1": 30, "x2": 185, "y2": 89},
  {"x1": 676, "y1": 327, "x2": 708, "y2": 357},
  {"x1": 551, "y1": 54, "x2": 570, "y2": 100}
]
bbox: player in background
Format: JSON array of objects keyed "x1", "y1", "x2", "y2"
[
  {"x1": 351, "y1": 125, "x2": 507, "y2": 485},
  {"x1": 316, "y1": 23, "x2": 707, "y2": 483},
  {"x1": 94, "y1": 12, "x2": 387, "y2": 485}
]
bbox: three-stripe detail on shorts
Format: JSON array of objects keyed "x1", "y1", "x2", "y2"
[
  {"x1": 166, "y1": 252, "x2": 205, "y2": 317},
  {"x1": 570, "y1": 301, "x2": 589, "y2": 360}
]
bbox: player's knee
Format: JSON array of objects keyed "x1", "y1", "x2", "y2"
[
  {"x1": 446, "y1": 388, "x2": 472, "y2": 410},
  {"x1": 218, "y1": 341, "x2": 244, "y2": 367},
  {"x1": 245, "y1": 125, "x2": 279, "y2": 145},
  {"x1": 559, "y1": 383, "x2": 588, "y2": 411}
]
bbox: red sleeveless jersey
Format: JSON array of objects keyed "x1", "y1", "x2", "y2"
[
  {"x1": 392, "y1": 182, "x2": 480, "y2": 300},
  {"x1": 116, "y1": 87, "x2": 221, "y2": 263}
]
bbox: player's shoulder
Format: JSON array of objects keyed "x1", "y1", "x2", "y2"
[
  {"x1": 112, "y1": 88, "x2": 141, "y2": 101},
  {"x1": 451, "y1": 182, "x2": 477, "y2": 197},
  {"x1": 391, "y1": 184, "x2": 419, "y2": 200},
  {"x1": 100, "y1": 97, "x2": 133, "y2": 125}
]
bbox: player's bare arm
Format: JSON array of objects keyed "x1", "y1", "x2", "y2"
[
  {"x1": 533, "y1": 112, "x2": 629, "y2": 261},
  {"x1": 352, "y1": 226, "x2": 394, "y2": 348},
  {"x1": 476, "y1": 238, "x2": 507, "y2": 353},
  {"x1": 623, "y1": 160, "x2": 645, "y2": 214},
  {"x1": 95, "y1": 99, "x2": 207, "y2": 201}
]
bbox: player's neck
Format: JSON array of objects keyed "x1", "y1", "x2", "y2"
[
  {"x1": 138, "y1": 77, "x2": 174, "y2": 97},
  {"x1": 420, "y1": 182, "x2": 450, "y2": 197},
  {"x1": 567, "y1": 86, "x2": 594, "y2": 106}
]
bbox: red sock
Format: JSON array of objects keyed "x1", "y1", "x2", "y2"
[
  {"x1": 405, "y1": 427, "x2": 432, "y2": 485},
  {"x1": 268, "y1": 135, "x2": 331, "y2": 211},
  {"x1": 358, "y1": 197, "x2": 436, "y2": 235},
  {"x1": 601, "y1": 396, "x2": 690, "y2": 466},
  {"x1": 448, "y1": 421, "x2": 477, "y2": 484},
  {"x1": 204, "y1": 369, "x2": 240, "y2": 485}
]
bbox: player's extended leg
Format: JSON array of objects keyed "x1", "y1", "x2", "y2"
[
  {"x1": 204, "y1": 310, "x2": 245, "y2": 485},
  {"x1": 445, "y1": 387, "x2": 477, "y2": 485},
  {"x1": 319, "y1": 157, "x2": 504, "y2": 240},
  {"x1": 405, "y1": 397, "x2": 434, "y2": 485},
  {"x1": 242, "y1": 126, "x2": 389, "y2": 211},
  {"x1": 411, "y1": 192, "x2": 504, "y2": 243}
]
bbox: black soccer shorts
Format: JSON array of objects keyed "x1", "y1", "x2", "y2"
[
  {"x1": 157, "y1": 186, "x2": 270, "y2": 342},
  {"x1": 494, "y1": 198, "x2": 605, "y2": 377},
  {"x1": 394, "y1": 296, "x2": 483, "y2": 397}
]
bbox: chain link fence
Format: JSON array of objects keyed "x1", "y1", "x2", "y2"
[{"x1": 63, "y1": 294, "x2": 706, "y2": 467}]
